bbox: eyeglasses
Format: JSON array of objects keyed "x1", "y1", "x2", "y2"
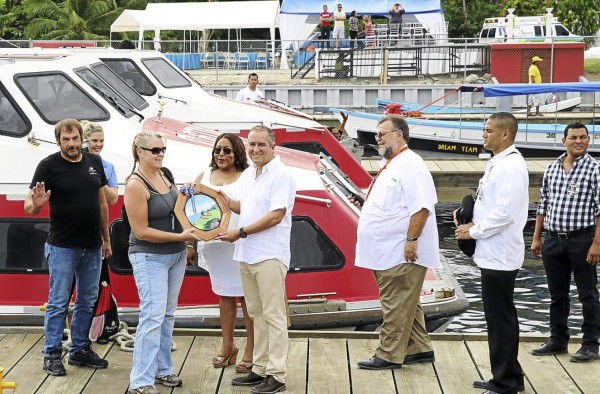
[
  {"x1": 213, "y1": 147, "x2": 233, "y2": 155},
  {"x1": 140, "y1": 146, "x2": 166, "y2": 155},
  {"x1": 375, "y1": 129, "x2": 400, "y2": 139}
]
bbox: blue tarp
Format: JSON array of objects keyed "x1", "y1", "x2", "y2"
[
  {"x1": 460, "y1": 82, "x2": 600, "y2": 97},
  {"x1": 280, "y1": 0, "x2": 442, "y2": 15}
]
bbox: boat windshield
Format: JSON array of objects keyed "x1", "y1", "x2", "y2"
[
  {"x1": 75, "y1": 67, "x2": 135, "y2": 118},
  {"x1": 318, "y1": 155, "x2": 362, "y2": 216},
  {"x1": 89, "y1": 63, "x2": 149, "y2": 110},
  {"x1": 101, "y1": 58, "x2": 158, "y2": 96},
  {"x1": 15, "y1": 72, "x2": 109, "y2": 123},
  {"x1": 141, "y1": 58, "x2": 192, "y2": 89},
  {"x1": 0, "y1": 83, "x2": 30, "y2": 137}
]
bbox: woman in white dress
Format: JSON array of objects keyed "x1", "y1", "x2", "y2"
[{"x1": 192, "y1": 133, "x2": 254, "y2": 372}]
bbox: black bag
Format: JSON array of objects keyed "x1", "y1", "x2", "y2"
[
  {"x1": 121, "y1": 167, "x2": 175, "y2": 232},
  {"x1": 89, "y1": 259, "x2": 119, "y2": 343},
  {"x1": 456, "y1": 194, "x2": 476, "y2": 257}
]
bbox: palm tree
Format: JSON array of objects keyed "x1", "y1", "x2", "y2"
[{"x1": 23, "y1": 0, "x2": 123, "y2": 39}]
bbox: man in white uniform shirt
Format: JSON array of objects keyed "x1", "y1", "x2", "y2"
[
  {"x1": 455, "y1": 112, "x2": 528, "y2": 394},
  {"x1": 235, "y1": 73, "x2": 265, "y2": 102},
  {"x1": 355, "y1": 115, "x2": 439, "y2": 370},
  {"x1": 218, "y1": 125, "x2": 296, "y2": 394},
  {"x1": 332, "y1": 3, "x2": 346, "y2": 49}
]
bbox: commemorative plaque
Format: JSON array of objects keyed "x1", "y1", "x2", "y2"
[{"x1": 174, "y1": 184, "x2": 231, "y2": 241}]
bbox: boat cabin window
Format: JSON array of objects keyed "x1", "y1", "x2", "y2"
[
  {"x1": 0, "y1": 83, "x2": 31, "y2": 137},
  {"x1": 89, "y1": 63, "x2": 149, "y2": 111},
  {"x1": 280, "y1": 141, "x2": 338, "y2": 167},
  {"x1": 108, "y1": 216, "x2": 343, "y2": 275},
  {"x1": 141, "y1": 58, "x2": 192, "y2": 88},
  {"x1": 0, "y1": 219, "x2": 49, "y2": 272},
  {"x1": 534, "y1": 26, "x2": 543, "y2": 37},
  {"x1": 555, "y1": 25, "x2": 570, "y2": 36},
  {"x1": 15, "y1": 72, "x2": 109, "y2": 123},
  {"x1": 75, "y1": 67, "x2": 136, "y2": 118},
  {"x1": 101, "y1": 59, "x2": 157, "y2": 96}
]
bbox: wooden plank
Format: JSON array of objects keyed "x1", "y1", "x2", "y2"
[
  {"x1": 425, "y1": 161, "x2": 442, "y2": 172},
  {"x1": 0, "y1": 334, "x2": 43, "y2": 373},
  {"x1": 37, "y1": 342, "x2": 113, "y2": 394},
  {"x1": 555, "y1": 343, "x2": 600, "y2": 394},
  {"x1": 431, "y1": 340, "x2": 479, "y2": 394},
  {"x1": 4, "y1": 337, "x2": 51, "y2": 393},
  {"x1": 218, "y1": 336, "x2": 249, "y2": 394},
  {"x1": 433, "y1": 161, "x2": 460, "y2": 172},
  {"x1": 307, "y1": 338, "x2": 350, "y2": 394},
  {"x1": 178, "y1": 336, "x2": 223, "y2": 394},
  {"x1": 526, "y1": 161, "x2": 547, "y2": 173},
  {"x1": 347, "y1": 338, "x2": 396, "y2": 394},
  {"x1": 452, "y1": 161, "x2": 481, "y2": 172},
  {"x1": 0, "y1": 334, "x2": 6, "y2": 341},
  {"x1": 466, "y1": 160, "x2": 488, "y2": 171},
  {"x1": 518, "y1": 342, "x2": 580, "y2": 394},
  {"x1": 286, "y1": 337, "x2": 308, "y2": 394}
]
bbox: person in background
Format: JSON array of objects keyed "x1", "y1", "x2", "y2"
[
  {"x1": 319, "y1": 4, "x2": 333, "y2": 49},
  {"x1": 332, "y1": 3, "x2": 346, "y2": 49},
  {"x1": 348, "y1": 11, "x2": 359, "y2": 49},
  {"x1": 218, "y1": 125, "x2": 296, "y2": 394},
  {"x1": 81, "y1": 121, "x2": 118, "y2": 205},
  {"x1": 125, "y1": 132, "x2": 201, "y2": 394},
  {"x1": 191, "y1": 133, "x2": 255, "y2": 373},
  {"x1": 455, "y1": 112, "x2": 528, "y2": 394},
  {"x1": 355, "y1": 115, "x2": 439, "y2": 371},
  {"x1": 359, "y1": 15, "x2": 375, "y2": 47},
  {"x1": 328, "y1": 111, "x2": 349, "y2": 141},
  {"x1": 236, "y1": 73, "x2": 265, "y2": 103},
  {"x1": 528, "y1": 56, "x2": 543, "y2": 116},
  {"x1": 530, "y1": 122, "x2": 600, "y2": 363},
  {"x1": 389, "y1": 3, "x2": 405, "y2": 28},
  {"x1": 25, "y1": 118, "x2": 111, "y2": 376}
]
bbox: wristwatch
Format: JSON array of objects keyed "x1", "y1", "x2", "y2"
[
  {"x1": 239, "y1": 227, "x2": 248, "y2": 238},
  {"x1": 407, "y1": 236, "x2": 419, "y2": 242}
]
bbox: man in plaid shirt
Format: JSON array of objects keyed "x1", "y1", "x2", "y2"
[{"x1": 531, "y1": 122, "x2": 600, "y2": 362}]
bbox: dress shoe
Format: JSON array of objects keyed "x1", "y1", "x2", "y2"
[
  {"x1": 251, "y1": 375, "x2": 286, "y2": 394},
  {"x1": 570, "y1": 347, "x2": 599, "y2": 363},
  {"x1": 357, "y1": 355, "x2": 402, "y2": 370},
  {"x1": 403, "y1": 351, "x2": 435, "y2": 365},
  {"x1": 531, "y1": 339, "x2": 568, "y2": 356},
  {"x1": 473, "y1": 380, "x2": 525, "y2": 392},
  {"x1": 232, "y1": 371, "x2": 266, "y2": 386}
]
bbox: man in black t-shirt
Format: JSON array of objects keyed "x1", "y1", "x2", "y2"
[{"x1": 25, "y1": 118, "x2": 111, "y2": 376}]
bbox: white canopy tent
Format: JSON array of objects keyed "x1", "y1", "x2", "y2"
[
  {"x1": 279, "y1": 0, "x2": 447, "y2": 69},
  {"x1": 110, "y1": 1, "x2": 280, "y2": 60}
]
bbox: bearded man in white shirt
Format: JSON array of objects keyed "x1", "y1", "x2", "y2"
[
  {"x1": 217, "y1": 125, "x2": 296, "y2": 394},
  {"x1": 235, "y1": 73, "x2": 265, "y2": 102},
  {"x1": 355, "y1": 115, "x2": 440, "y2": 370},
  {"x1": 455, "y1": 112, "x2": 528, "y2": 394}
]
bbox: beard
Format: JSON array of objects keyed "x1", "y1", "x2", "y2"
[
  {"x1": 379, "y1": 145, "x2": 394, "y2": 160},
  {"x1": 61, "y1": 144, "x2": 82, "y2": 160}
]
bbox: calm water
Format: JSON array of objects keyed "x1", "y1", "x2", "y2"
[{"x1": 436, "y1": 203, "x2": 585, "y2": 335}]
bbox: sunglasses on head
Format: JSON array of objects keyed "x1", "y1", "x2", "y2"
[
  {"x1": 140, "y1": 146, "x2": 166, "y2": 155},
  {"x1": 213, "y1": 147, "x2": 233, "y2": 155}
]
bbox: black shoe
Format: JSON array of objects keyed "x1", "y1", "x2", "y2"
[
  {"x1": 357, "y1": 355, "x2": 402, "y2": 370},
  {"x1": 531, "y1": 339, "x2": 568, "y2": 356},
  {"x1": 232, "y1": 371, "x2": 266, "y2": 386},
  {"x1": 403, "y1": 351, "x2": 435, "y2": 365},
  {"x1": 570, "y1": 347, "x2": 599, "y2": 363},
  {"x1": 43, "y1": 353, "x2": 66, "y2": 376},
  {"x1": 68, "y1": 347, "x2": 109, "y2": 368},
  {"x1": 251, "y1": 375, "x2": 286, "y2": 394},
  {"x1": 473, "y1": 380, "x2": 525, "y2": 392}
]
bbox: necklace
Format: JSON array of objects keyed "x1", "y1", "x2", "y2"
[{"x1": 137, "y1": 169, "x2": 176, "y2": 230}]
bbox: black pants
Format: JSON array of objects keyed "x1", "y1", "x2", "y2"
[
  {"x1": 349, "y1": 30, "x2": 357, "y2": 49},
  {"x1": 542, "y1": 232, "x2": 600, "y2": 348},
  {"x1": 481, "y1": 268, "x2": 523, "y2": 394},
  {"x1": 320, "y1": 26, "x2": 330, "y2": 48}
]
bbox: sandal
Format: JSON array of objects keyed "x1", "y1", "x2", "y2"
[
  {"x1": 212, "y1": 347, "x2": 239, "y2": 368},
  {"x1": 235, "y1": 360, "x2": 253, "y2": 373}
]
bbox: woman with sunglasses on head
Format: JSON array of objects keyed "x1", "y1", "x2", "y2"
[
  {"x1": 124, "y1": 132, "x2": 201, "y2": 394},
  {"x1": 190, "y1": 133, "x2": 254, "y2": 373},
  {"x1": 81, "y1": 121, "x2": 118, "y2": 205}
]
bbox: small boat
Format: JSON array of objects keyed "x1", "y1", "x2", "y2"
[
  {"x1": 336, "y1": 82, "x2": 600, "y2": 158},
  {"x1": 0, "y1": 48, "x2": 468, "y2": 331}
]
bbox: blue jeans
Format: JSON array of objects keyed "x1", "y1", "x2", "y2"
[
  {"x1": 129, "y1": 251, "x2": 186, "y2": 389},
  {"x1": 43, "y1": 243, "x2": 102, "y2": 356}
]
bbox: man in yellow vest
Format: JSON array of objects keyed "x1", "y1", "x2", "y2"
[{"x1": 528, "y1": 56, "x2": 543, "y2": 116}]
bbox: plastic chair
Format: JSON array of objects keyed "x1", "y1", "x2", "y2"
[
  {"x1": 201, "y1": 52, "x2": 215, "y2": 68},
  {"x1": 223, "y1": 52, "x2": 237, "y2": 69},
  {"x1": 236, "y1": 52, "x2": 250, "y2": 69},
  {"x1": 255, "y1": 52, "x2": 268, "y2": 69},
  {"x1": 389, "y1": 23, "x2": 400, "y2": 40}
]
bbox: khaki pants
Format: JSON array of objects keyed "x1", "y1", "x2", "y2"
[
  {"x1": 240, "y1": 259, "x2": 288, "y2": 383},
  {"x1": 373, "y1": 263, "x2": 432, "y2": 364}
]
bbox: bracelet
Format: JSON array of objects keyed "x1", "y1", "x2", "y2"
[{"x1": 186, "y1": 244, "x2": 194, "y2": 249}]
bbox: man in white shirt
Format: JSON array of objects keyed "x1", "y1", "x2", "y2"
[
  {"x1": 235, "y1": 73, "x2": 265, "y2": 102},
  {"x1": 355, "y1": 115, "x2": 439, "y2": 370},
  {"x1": 455, "y1": 112, "x2": 528, "y2": 394},
  {"x1": 332, "y1": 3, "x2": 346, "y2": 49},
  {"x1": 218, "y1": 125, "x2": 296, "y2": 394}
]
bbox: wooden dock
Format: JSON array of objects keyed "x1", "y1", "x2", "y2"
[{"x1": 0, "y1": 329, "x2": 598, "y2": 393}]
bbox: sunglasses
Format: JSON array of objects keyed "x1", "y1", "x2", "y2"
[
  {"x1": 213, "y1": 147, "x2": 233, "y2": 155},
  {"x1": 140, "y1": 146, "x2": 166, "y2": 155}
]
